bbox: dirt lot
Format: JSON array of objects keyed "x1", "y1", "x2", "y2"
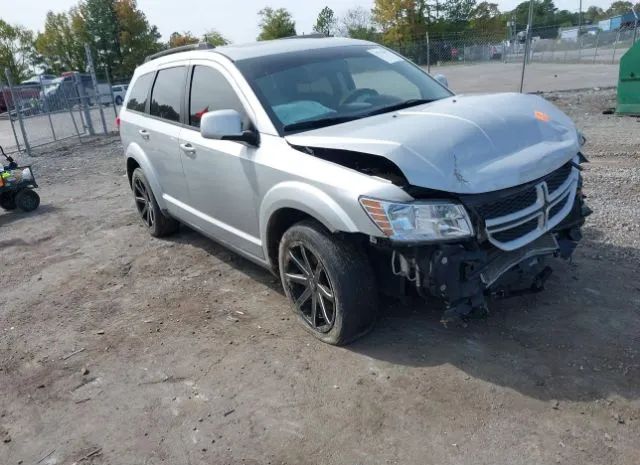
[{"x1": 1, "y1": 89, "x2": 639, "y2": 465}]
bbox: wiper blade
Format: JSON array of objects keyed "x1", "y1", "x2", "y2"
[
  {"x1": 283, "y1": 115, "x2": 362, "y2": 132},
  {"x1": 364, "y1": 99, "x2": 435, "y2": 117}
]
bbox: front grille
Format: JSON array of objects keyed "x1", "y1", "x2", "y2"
[
  {"x1": 492, "y1": 218, "x2": 539, "y2": 242},
  {"x1": 548, "y1": 195, "x2": 570, "y2": 219},
  {"x1": 545, "y1": 163, "x2": 573, "y2": 194},
  {"x1": 463, "y1": 161, "x2": 577, "y2": 251},
  {"x1": 475, "y1": 188, "x2": 537, "y2": 220}
]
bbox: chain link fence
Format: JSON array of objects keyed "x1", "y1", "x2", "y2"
[
  {"x1": 0, "y1": 44, "x2": 120, "y2": 157},
  {"x1": 387, "y1": 24, "x2": 638, "y2": 68},
  {"x1": 531, "y1": 26, "x2": 637, "y2": 64}
]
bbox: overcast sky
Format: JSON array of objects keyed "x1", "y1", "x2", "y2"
[{"x1": 0, "y1": 0, "x2": 614, "y2": 43}]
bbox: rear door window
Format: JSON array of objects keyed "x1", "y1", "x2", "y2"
[
  {"x1": 150, "y1": 67, "x2": 186, "y2": 122},
  {"x1": 126, "y1": 73, "x2": 153, "y2": 113},
  {"x1": 188, "y1": 66, "x2": 247, "y2": 128}
]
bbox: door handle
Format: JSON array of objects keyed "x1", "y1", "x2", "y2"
[
  {"x1": 138, "y1": 129, "x2": 149, "y2": 140},
  {"x1": 180, "y1": 143, "x2": 196, "y2": 154}
]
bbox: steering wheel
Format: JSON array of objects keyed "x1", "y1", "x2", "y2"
[{"x1": 341, "y1": 88, "x2": 379, "y2": 106}]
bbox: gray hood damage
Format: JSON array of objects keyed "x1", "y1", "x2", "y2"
[{"x1": 285, "y1": 93, "x2": 580, "y2": 194}]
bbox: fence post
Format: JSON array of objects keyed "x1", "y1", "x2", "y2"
[
  {"x1": 103, "y1": 66, "x2": 118, "y2": 119},
  {"x1": 4, "y1": 68, "x2": 31, "y2": 156},
  {"x1": 520, "y1": 0, "x2": 534, "y2": 92},
  {"x1": 39, "y1": 75, "x2": 57, "y2": 141},
  {"x1": 612, "y1": 29, "x2": 621, "y2": 64},
  {"x1": 84, "y1": 43, "x2": 108, "y2": 135},
  {"x1": 426, "y1": 32, "x2": 431, "y2": 74},
  {"x1": 593, "y1": 30, "x2": 600, "y2": 64},
  {"x1": 75, "y1": 72, "x2": 95, "y2": 136}
]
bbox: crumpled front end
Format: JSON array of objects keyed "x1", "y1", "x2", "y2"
[{"x1": 367, "y1": 158, "x2": 591, "y2": 324}]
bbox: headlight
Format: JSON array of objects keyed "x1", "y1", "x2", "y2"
[{"x1": 360, "y1": 197, "x2": 474, "y2": 242}]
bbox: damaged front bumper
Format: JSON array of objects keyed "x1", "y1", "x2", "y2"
[{"x1": 369, "y1": 189, "x2": 591, "y2": 324}]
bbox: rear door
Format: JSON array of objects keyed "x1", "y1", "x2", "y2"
[{"x1": 144, "y1": 65, "x2": 190, "y2": 204}]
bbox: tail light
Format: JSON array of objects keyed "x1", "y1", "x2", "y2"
[{"x1": 115, "y1": 116, "x2": 120, "y2": 129}]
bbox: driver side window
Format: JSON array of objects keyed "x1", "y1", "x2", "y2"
[{"x1": 189, "y1": 65, "x2": 248, "y2": 128}]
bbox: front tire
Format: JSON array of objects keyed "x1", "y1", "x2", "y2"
[
  {"x1": 278, "y1": 220, "x2": 378, "y2": 345},
  {"x1": 15, "y1": 189, "x2": 39, "y2": 212},
  {"x1": 131, "y1": 168, "x2": 178, "y2": 237}
]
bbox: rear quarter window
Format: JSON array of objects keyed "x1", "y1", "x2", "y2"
[{"x1": 126, "y1": 73, "x2": 153, "y2": 113}]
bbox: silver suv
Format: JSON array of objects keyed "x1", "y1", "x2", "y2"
[{"x1": 119, "y1": 38, "x2": 590, "y2": 345}]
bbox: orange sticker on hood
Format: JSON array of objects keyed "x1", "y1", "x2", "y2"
[{"x1": 534, "y1": 111, "x2": 550, "y2": 122}]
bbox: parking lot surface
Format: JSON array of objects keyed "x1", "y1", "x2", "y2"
[
  {"x1": 1, "y1": 89, "x2": 639, "y2": 465},
  {"x1": 433, "y1": 62, "x2": 619, "y2": 93}
]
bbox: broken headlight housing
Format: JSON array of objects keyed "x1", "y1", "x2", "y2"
[{"x1": 360, "y1": 197, "x2": 474, "y2": 242}]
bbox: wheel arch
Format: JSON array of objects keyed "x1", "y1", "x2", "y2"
[
  {"x1": 261, "y1": 182, "x2": 360, "y2": 271},
  {"x1": 125, "y1": 143, "x2": 167, "y2": 211}
]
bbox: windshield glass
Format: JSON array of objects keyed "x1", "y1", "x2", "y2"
[{"x1": 235, "y1": 45, "x2": 452, "y2": 134}]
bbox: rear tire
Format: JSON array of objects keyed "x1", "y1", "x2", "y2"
[
  {"x1": 278, "y1": 220, "x2": 378, "y2": 345},
  {"x1": 15, "y1": 189, "x2": 39, "y2": 212},
  {"x1": 131, "y1": 168, "x2": 178, "y2": 237},
  {"x1": 0, "y1": 192, "x2": 16, "y2": 210}
]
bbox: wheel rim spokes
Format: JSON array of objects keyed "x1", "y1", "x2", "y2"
[
  {"x1": 133, "y1": 179, "x2": 154, "y2": 228},
  {"x1": 284, "y1": 244, "x2": 336, "y2": 333}
]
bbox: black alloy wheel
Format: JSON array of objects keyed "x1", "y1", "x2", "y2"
[
  {"x1": 133, "y1": 176, "x2": 154, "y2": 229},
  {"x1": 283, "y1": 243, "x2": 336, "y2": 333}
]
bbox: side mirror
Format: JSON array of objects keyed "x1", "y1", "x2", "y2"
[
  {"x1": 200, "y1": 109, "x2": 259, "y2": 145},
  {"x1": 434, "y1": 74, "x2": 449, "y2": 88}
]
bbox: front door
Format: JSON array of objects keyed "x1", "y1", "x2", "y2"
[{"x1": 178, "y1": 63, "x2": 262, "y2": 258}]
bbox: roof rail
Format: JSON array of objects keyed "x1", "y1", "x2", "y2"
[
  {"x1": 144, "y1": 43, "x2": 215, "y2": 63},
  {"x1": 280, "y1": 33, "x2": 329, "y2": 40}
]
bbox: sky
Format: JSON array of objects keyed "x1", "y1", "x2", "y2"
[{"x1": 0, "y1": 0, "x2": 617, "y2": 43}]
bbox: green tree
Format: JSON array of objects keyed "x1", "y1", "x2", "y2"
[
  {"x1": 469, "y1": 2, "x2": 503, "y2": 32},
  {"x1": 605, "y1": 1, "x2": 633, "y2": 16},
  {"x1": 584, "y1": 5, "x2": 605, "y2": 24},
  {"x1": 115, "y1": 0, "x2": 163, "y2": 77},
  {"x1": 82, "y1": 0, "x2": 122, "y2": 78},
  {"x1": 443, "y1": 0, "x2": 478, "y2": 23},
  {"x1": 257, "y1": 7, "x2": 296, "y2": 40},
  {"x1": 313, "y1": 6, "x2": 337, "y2": 35},
  {"x1": 203, "y1": 29, "x2": 230, "y2": 46},
  {"x1": 35, "y1": 10, "x2": 88, "y2": 74},
  {"x1": 0, "y1": 19, "x2": 35, "y2": 82},
  {"x1": 513, "y1": 0, "x2": 556, "y2": 27},
  {"x1": 555, "y1": 9, "x2": 577, "y2": 27},
  {"x1": 372, "y1": 0, "x2": 429, "y2": 45},
  {"x1": 339, "y1": 6, "x2": 378, "y2": 40},
  {"x1": 168, "y1": 31, "x2": 199, "y2": 48}
]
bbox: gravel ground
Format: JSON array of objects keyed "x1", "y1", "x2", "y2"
[{"x1": 1, "y1": 88, "x2": 639, "y2": 465}]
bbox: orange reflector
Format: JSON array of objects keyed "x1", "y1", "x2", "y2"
[
  {"x1": 360, "y1": 198, "x2": 382, "y2": 208},
  {"x1": 534, "y1": 111, "x2": 550, "y2": 122}
]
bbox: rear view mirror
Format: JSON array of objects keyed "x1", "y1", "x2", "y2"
[
  {"x1": 434, "y1": 74, "x2": 449, "y2": 88},
  {"x1": 200, "y1": 109, "x2": 259, "y2": 146}
]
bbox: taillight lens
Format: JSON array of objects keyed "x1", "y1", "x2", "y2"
[{"x1": 115, "y1": 116, "x2": 120, "y2": 129}]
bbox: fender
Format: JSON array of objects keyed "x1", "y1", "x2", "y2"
[
  {"x1": 125, "y1": 142, "x2": 167, "y2": 211},
  {"x1": 259, "y1": 181, "x2": 359, "y2": 258}
]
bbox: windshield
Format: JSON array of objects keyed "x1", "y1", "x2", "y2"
[{"x1": 235, "y1": 45, "x2": 452, "y2": 134}]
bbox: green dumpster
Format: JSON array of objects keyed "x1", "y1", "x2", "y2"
[{"x1": 616, "y1": 39, "x2": 640, "y2": 115}]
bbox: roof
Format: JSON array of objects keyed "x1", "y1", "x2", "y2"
[
  {"x1": 214, "y1": 37, "x2": 371, "y2": 61},
  {"x1": 134, "y1": 37, "x2": 374, "y2": 76}
]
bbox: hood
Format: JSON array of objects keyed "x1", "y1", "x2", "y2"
[{"x1": 285, "y1": 93, "x2": 580, "y2": 194}]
